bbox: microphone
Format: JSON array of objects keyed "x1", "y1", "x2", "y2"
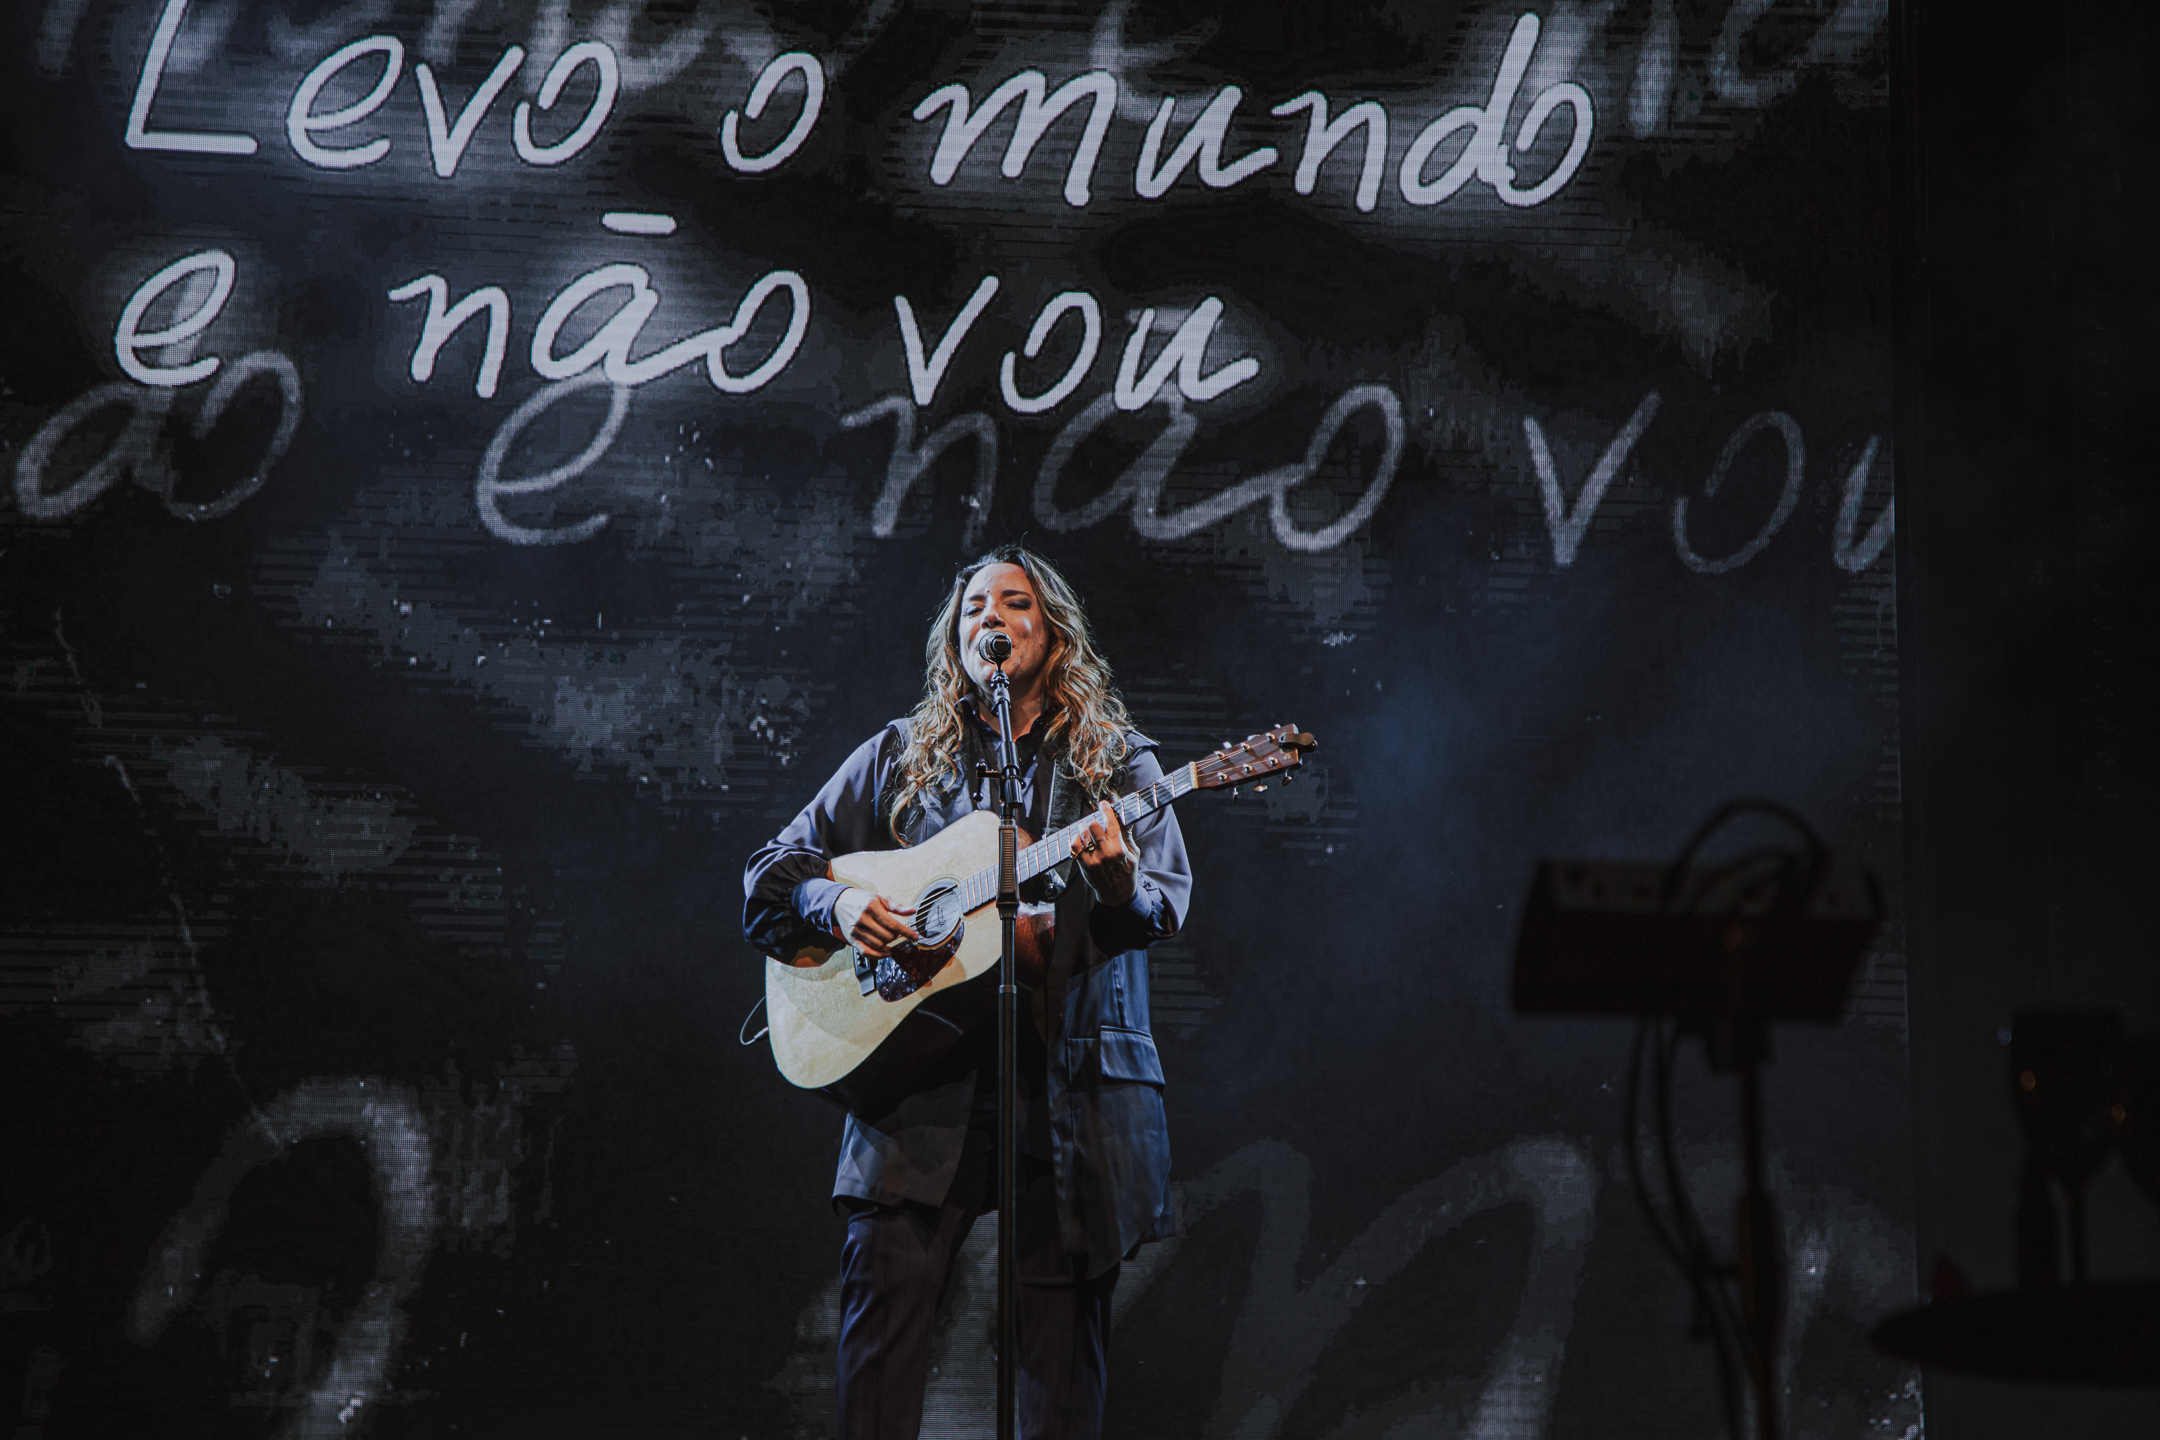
[{"x1": 976, "y1": 632, "x2": 1013, "y2": 665}]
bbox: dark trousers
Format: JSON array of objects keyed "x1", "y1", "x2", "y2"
[{"x1": 836, "y1": 1122, "x2": 1117, "y2": 1440}]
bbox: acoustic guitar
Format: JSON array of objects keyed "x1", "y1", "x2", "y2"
[{"x1": 764, "y1": 723, "x2": 1317, "y2": 1115}]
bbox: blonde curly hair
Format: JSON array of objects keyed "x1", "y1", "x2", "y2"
[{"x1": 887, "y1": 547, "x2": 1133, "y2": 841}]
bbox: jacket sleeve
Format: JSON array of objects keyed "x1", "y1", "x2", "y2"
[
  {"x1": 1085, "y1": 742, "x2": 1191, "y2": 956},
  {"x1": 742, "y1": 726, "x2": 901, "y2": 958}
]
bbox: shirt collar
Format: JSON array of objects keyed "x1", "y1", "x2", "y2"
[{"x1": 967, "y1": 700, "x2": 1057, "y2": 746}]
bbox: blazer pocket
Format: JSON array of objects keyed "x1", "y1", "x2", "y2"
[{"x1": 1096, "y1": 1025, "x2": 1166, "y2": 1086}]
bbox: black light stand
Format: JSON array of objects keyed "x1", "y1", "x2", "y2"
[
  {"x1": 1711, "y1": 1013, "x2": 1784, "y2": 1440},
  {"x1": 1512, "y1": 802, "x2": 1882, "y2": 1440},
  {"x1": 980, "y1": 653, "x2": 1022, "y2": 1440},
  {"x1": 1629, "y1": 1008, "x2": 1787, "y2": 1440}
]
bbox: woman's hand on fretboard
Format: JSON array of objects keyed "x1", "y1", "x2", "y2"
[{"x1": 1070, "y1": 800, "x2": 1138, "y2": 905}]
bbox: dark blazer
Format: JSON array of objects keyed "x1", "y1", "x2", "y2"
[{"x1": 744, "y1": 715, "x2": 1190, "y2": 1275}]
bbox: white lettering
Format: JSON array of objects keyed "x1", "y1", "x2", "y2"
[
  {"x1": 125, "y1": 0, "x2": 258, "y2": 155},
  {"x1": 128, "y1": 1076, "x2": 435, "y2": 1440},
  {"x1": 589, "y1": 0, "x2": 717, "y2": 93},
  {"x1": 1712, "y1": 0, "x2": 1887, "y2": 109},
  {"x1": 893, "y1": 275, "x2": 1000, "y2": 408},
  {"x1": 1271, "y1": 93, "x2": 1388, "y2": 213},
  {"x1": 1262, "y1": 385, "x2": 1405, "y2": 552},
  {"x1": 1522, "y1": 393, "x2": 1662, "y2": 567},
  {"x1": 287, "y1": 36, "x2": 404, "y2": 169},
  {"x1": 1182, "y1": 1137, "x2": 1594, "y2": 1440},
  {"x1": 128, "y1": 1075, "x2": 432, "y2": 1440},
  {"x1": 1000, "y1": 292, "x2": 1101, "y2": 415},
  {"x1": 1134, "y1": 86, "x2": 1278, "y2": 199},
  {"x1": 1630, "y1": 0, "x2": 1679, "y2": 137},
  {"x1": 1673, "y1": 410, "x2": 1804, "y2": 573},
  {"x1": 28, "y1": 264, "x2": 298, "y2": 524},
  {"x1": 513, "y1": 41, "x2": 620, "y2": 166},
  {"x1": 16, "y1": 345, "x2": 303, "y2": 525},
  {"x1": 913, "y1": 70, "x2": 1117, "y2": 207},
  {"x1": 173, "y1": 350, "x2": 303, "y2": 520},
  {"x1": 1401, "y1": 18, "x2": 1531, "y2": 206},
  {"x1": 14, "y1": 385, "x2": 163, "y2": 520},
  {"x1": 415, "y1": 46, "x2": 523, "y2": 178},
  {"x1": 387, "y1": 275, "x2": 510, "y2": 398},
  {"x1": 1113, "y1": 299, "x2": 1259, "y2": 410},
  {"x1": 530, "y1": 265, "x2": 809, "y2": 392},
  {"x1": 667, "y1": 270, "x2": 810, "y2": 393},
  {"x1": 721, "y1": 51, "x2": 825, "y2": 173},
  {"x1": 421, "y1": 0, "x2": 489, "y2": 68},
  {"x1": 1033, "y1": 384, "x2": 1401, "y2": 550},
  {"x1": 600, "y1": 212, "x2": 675, "y2": 235},
  {"x1": 38, "y1": 0, "x2": 95, "y2": 78},
  {"x1": 1498, "y1": 78, "x2": 1594, "y2": 206},
  {"x1": 114, "y1": 249, "x2": 235, "y2": 387},
  {"x1": 1399, "y1": 13, "x2": 1593, "y2": 208},
  {"x1": 840, "y1": 396, "x2": 999, "y2": 548},
  {"x1": 531, "y1": 265, "x2": 653, "y2": 382},
  {"x1": 475, "y1": 374, "x2": 627, "y2": 545},
  {"x1": 1832, "y1": 437, "x2": 1893, "y2": 572},
  {"x1": 1036, "y1": 392, "x2": 1191, "y2": 533}
]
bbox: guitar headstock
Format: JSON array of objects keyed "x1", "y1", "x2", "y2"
[{"x1": 1194, "y1": 724, "x2": 1318, "y2": 792}]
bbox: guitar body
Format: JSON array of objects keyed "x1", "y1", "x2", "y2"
[
  {"x1": 764, "y1": 811, "x2": 1015, "y2": 1117},
  {"x1": 759, "y1": 725, "x2": 1314, "y2": 1117}
]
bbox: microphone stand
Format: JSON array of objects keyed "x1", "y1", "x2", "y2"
[{"x1": 982, "y1": 654, "x2": 1022, "y2": 1440}]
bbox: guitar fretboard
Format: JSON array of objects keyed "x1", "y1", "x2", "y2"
[{"x1": 953, "y1": 763, "x2": 1198, "y2": 912}]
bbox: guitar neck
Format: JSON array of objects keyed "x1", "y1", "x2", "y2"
[{"x1": 952, "y1": 763, "x2": 1198, "y2": 913}]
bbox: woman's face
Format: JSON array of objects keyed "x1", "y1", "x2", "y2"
[{"x1": 959, "y1": 562, "x2": 1052, "y2": 700}]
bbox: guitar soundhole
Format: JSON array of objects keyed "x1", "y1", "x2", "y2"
[
  {"x1": 914, "y1": 880, "x2": 964, "y2": 951},
  {"x1": 863, "y1": 880, "x2": 966, "y2": 1004}
]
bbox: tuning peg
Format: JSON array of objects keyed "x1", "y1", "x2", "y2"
[
  {"x1": 1231, "y1": 786, "x2": 1240, "y2": 798},
  {"x1": 1281, "y1": 772, "x2": 1297, "y2": 784},
  {"x1": 1252, "y1": 784, "x2": 1267, "y2": 793}
]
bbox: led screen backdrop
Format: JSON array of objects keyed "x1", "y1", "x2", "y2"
[{"x1": 0, "y1": 1, "x2": 1911, "y2": 1436}]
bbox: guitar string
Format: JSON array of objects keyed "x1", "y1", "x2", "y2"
[{"x1": 952, "y1": 764, "x2": 1201, "y2": 913}]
